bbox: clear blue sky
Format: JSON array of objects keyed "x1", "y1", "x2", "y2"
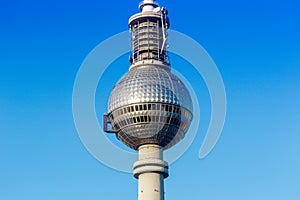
[{"x1": 1, "y1": 0, "x2": 300, "y2": 199}]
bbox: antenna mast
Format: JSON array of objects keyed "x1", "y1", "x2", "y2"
[{"x1": 129, "y1": 0, "x2": 170, "y2": 69}]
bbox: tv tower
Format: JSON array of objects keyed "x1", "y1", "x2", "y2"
[{"x1": 104, "y1": 0, "x2": 193, "y2": 199}]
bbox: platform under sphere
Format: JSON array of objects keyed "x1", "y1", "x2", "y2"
[{"x1": 108, "y1": 65, "x2": 193, "y2": 150}]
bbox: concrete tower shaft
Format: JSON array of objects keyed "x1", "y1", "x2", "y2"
[
  {"x1": 104, "y1": 1, "x2": 193, "y2": 200},
  {"x1": 134, "y1": 144, "x2": 168, "y2": 200}
]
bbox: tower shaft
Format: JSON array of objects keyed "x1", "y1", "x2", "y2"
[
  {"x1": 138, "y1": 171, "x2": 164, "y2": 199},
  {"x1": 104, "y1": 1, "x2": 193, "y2": 199},
  {"x1": 134, "y1": 144, "x2": 169, "y2": 200}
]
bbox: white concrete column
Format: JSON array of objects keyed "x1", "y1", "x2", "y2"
[{"x1": 134, "y1": 144, "x2": 169, "y2": 200}]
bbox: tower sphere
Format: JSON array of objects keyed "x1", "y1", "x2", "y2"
[
  {"x1": 104, "y1": 0, "x2": 193, "y2": 151},
  {"x1": 107, "y1": 64, "x2": 193, "y2": 150}
]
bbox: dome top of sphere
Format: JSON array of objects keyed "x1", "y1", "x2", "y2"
[{"x1": 108, "y1": 65, "x2": 193, "y2": 113}]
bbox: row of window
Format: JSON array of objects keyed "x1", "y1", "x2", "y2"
[
  {"x1": 111, "y1": 116, "x2": 189, "y2": 136},
  {"x1": 133, "y1": 28, "x2": 159, "y2": 34},
  {"x1": 132, "y1": 21, "x2": 161, "y2": 29},
  {"x1": 135, "y1": 41, "x2": 160, "y2": 46},
  {"x1": 132, "y1": 52, "x2": 167, "y2": 62},
  {"x1": 132, "y1": 39, "x2": 162, "y2": 45},
  {"x1": 132, "y1": 49, "x2": 162, "y2": 57},
  {"x1": 132, "y1": 34, "x2": 161, "y2": 41},
  {"x1": 132, "y1": 30, "x2": 162, "y2": 36},
  {"x1": 111, "y1": 103, "x2": 183, "y2": 117},
  {"x1": 115, "y1": 115, "x2": 182, "y2": 128}
]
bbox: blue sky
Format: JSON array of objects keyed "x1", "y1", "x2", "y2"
[{"x1": 1, "y1": 0, "x2": 300, "y2": 199}]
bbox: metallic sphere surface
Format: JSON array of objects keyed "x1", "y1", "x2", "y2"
[{"x1": 108, "y1": 65, "x2": 193, "y2": 150}]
